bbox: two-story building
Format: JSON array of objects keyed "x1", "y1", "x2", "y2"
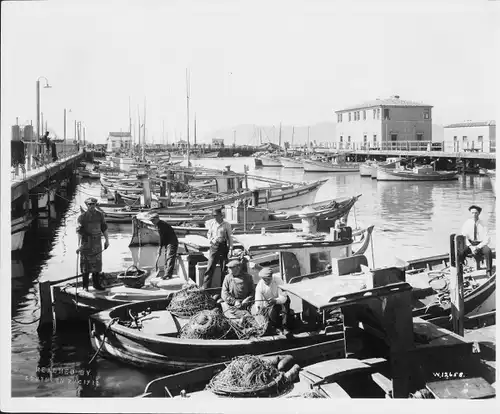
[
  {"x1": 443, "y1": 121, "x2": 496, "y2": 153},
  {"x1": 334, "y1": 95, "x2": 433, "y2": 150},
  {"x1": 106, "y1": 132, "x2": 132, "y2": 153}
]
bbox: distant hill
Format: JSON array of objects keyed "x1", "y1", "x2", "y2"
[{"x1": 206, "y1": 122, "x2": 445, "y2": 146}]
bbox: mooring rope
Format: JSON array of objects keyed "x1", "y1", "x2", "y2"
[{"x1": 87, "y1": 318, "x2": 119, "y2": 364}]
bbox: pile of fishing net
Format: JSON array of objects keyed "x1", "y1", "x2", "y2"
[
  {"x1": 179, "y1": 308, "x2": 235, "y2": 340},
  {"x1": 206, "y1": 355, "x2": 293, "y2": 397},
  {"x1": 286, "y1": 390, "x2": 326, "y2": 398},
  {"x1": 227, "y1": 312, "x2": 269, "y2": 340},
  {"x1": 166, "y1": 285, "x2": 217, "y2": 318}
]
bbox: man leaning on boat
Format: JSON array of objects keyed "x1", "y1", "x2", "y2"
[
  {"x1": 203, "y1": 208, "x2": 233, "y2": 289},
  {"x1": 461, "y1": 205, "x2": 493, "y2": 276},
  {"x1": 149, "y1": 212, "x2": 178, "y2": 280}
]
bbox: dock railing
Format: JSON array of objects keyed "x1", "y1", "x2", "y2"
[{"x1": 11, "y1": 140, "x2": 81, "y2": 180}]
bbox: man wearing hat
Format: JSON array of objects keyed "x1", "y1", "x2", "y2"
[
  {"x1": 149, "y1": 212, "x2": 178, "y2": 279},
  {"x1": 220, "y1": 259, "x2": 255, "y2": 316},
  {"x1": 203, "y1": 207, "x2": 233, "y2": 289},
  {"x1": 76, "y1": 197, "x2": 110, "y2": 290},
  {"x1": 461, "y1": 205, "x2": 492, "y2": 276},
  {"x1": 253, "y1": 267, "x2": 293, "y2": 337}
]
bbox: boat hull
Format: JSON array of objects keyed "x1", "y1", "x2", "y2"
[
  {"x1": 359, "y1": 163, "x2": 374, "y2": 176},
  {"x1": 89, "y1": 297, "x2": 343, "y2": 372},
  {"x1": 303, "y1": 160, "x2": 360, "y2": 173},
  {"x1": 11, "y1": 217, "x2": 33, "y2": 251},
  {"x1": 280, "y1": 158, "x2": 304, "y2": 169},
  {"x1": 376, "y1": 168, "x2": 458, "y2": 181},
  {"x1": 257, "y1": 156, "x2": 283, "y2": 167}
]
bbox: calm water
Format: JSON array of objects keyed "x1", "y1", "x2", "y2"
[{"x1": 11, "y1": 157, "x2": 496, "y2": 397}]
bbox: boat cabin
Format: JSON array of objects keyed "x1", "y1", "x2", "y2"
[{"x1": 214, "y1": 166, "x2": 244, "y2": 193}]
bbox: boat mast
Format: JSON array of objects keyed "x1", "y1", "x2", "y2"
[
  {"x1": 137, "y1": 104, "x2": 141, "y2": 158},
  {"x1": 128, "y1": 96, "x2": 132, "y2": 157},
  {"x1": 194, "y1": 113, "x2": 197, "y2": 147},
  {"x1": 186, "y1": 68, "x2": 191, "y2": 167},
  {"x1": 307, "y1": 126, "x2": 310, "y2": 154},
  {"x1": 278, "y1": 122, "x2": 282, "y2": 149},
  {"x1": 291, "y1": 126, "x2": 295, "y2": 148},
  {"x1": 142, "y1": 97, "x2": 146, "y2": 161}
]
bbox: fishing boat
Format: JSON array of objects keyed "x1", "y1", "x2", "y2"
[
  {"x1": 140, "y1": 312, "x2": 496, "y2": 399},
  {"x1": 129, "y1": 195, "x2": 362, "y2": 245},
  {"x1": 359, "y1": 160, "x2": 377, "y2": 177},
  {"x1": 256, "y1": 155, "x2": 283, "y2": 167},
  {"x1": 279, "y1": 157, "x2": 304, "y2": 169},
  {"x1": 303, "y1": 154, "x2": 360, "y2": 173},
  {"x1": 371, "y1": 157, "x2": 402, "y2": 179},
  {"x1": 376, "y1": 163, "x2": 458, "y2": 182},
  {"x1": 201, "y1": 151, "x2": 220, "y2": 158},
  {"x1": 88, "y1": 245, "x2": 410, "y2": 371},
  {"x1": 11, "y1": 215, "x2": 33, "y2": 251},
  {"x1": 485, "y1": 170, "x2": 496, "y2": 197}
]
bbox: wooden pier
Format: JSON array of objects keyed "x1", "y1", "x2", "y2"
[{"x1": 11, "y1": 151, "x2": 84, "y2": 202}]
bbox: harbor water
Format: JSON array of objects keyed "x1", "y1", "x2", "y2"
[{"x1": 11, "y1": 157, "x2": 496, "y2": 397}]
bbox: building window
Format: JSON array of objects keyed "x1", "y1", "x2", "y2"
[
  {"x1": 348, "y1": 136, "x2": 351, "y2": 142},
  {"x1": 363, "y1": 110, "x2": 366, "y2": 120},
  {"x1": 373, "y1": 134, "x2": 377, "y2": 145},
  {"x1": 373, "y1": 110, "x2": 376, "y2": 119},
  {"x1": 377, "y1": 109, "x2": 381, "y2": 119},
  {"x1": 340, "y1": 136, "x2": 343, "y2": 142},
  {"x1": 390, "y1": 134, "x2": 398, "y2": 141},
  {"x1": 384, "y1": 108, "x2": 390, "y2": 120},
  {"x1": 416, "y1": 133, "x2": 423, "y2": 141},
  {"x1": 363, "y1": 135, "x2": 367, "y2": 146},
  {"x1": 338, "y1": 113, "x2": 342, "y2": 122},
  {"x1": 453, "y1": 136, "x2": 457, "y2": 141},
  {"x1": 478, "y1": 135, "x2": 483, "y2": 142},
  {"x1": 423, "y1": 110, "x2": 430, "y2": 120},
  {"x1": 462, "y1": 136, "x2": 467, "y2": 141},
  {"x1": 348, "y1": 112, "x2": 351, "y2": 122}
]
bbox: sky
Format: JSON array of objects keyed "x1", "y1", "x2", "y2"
[{"x1": 1, "y1": 0, "x2": 498, "y2": 144}]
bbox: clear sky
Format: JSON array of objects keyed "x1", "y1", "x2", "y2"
[{"x1": 1, "y1": 0, "x2": 498, "y2": 144}]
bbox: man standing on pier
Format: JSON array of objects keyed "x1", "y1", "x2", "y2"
[
  {"x1": 150, "y1": 212, "x2": 178, "y2": 279},
  {"x1": 76, "y1": 197, "x2": 110, "y2": 290},
  {"x1": 203, "y1": 208, "x2": 233, "y2": 289},
  {"x1": 461, "y1": 205, "x2": 492, "y2": 276}
]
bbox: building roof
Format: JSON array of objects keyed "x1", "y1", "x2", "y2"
[
  {"x1": 335, "y1": 96, "x2": 432, "y2": 112},
  {"x1": 444, "y1": 121, "x2": 496, "y2": 128},
  {"x1": 108, "y1": 132, "x2": 132, "y2": 137}
]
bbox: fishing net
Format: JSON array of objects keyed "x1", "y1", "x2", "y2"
[
  {"x1": 287, "y1": 390, "x2": 326, "y2": 398},
  {"x1": 227, "y1": 312, "x2": 269, "y2": 340},
  {"x1": 166, "y1": 285, "x2": 217, "y2": 318},
  {"x1": 207, "y1": 355, "x2": 291, "y2": 397},
  {"x1": 179, "y1": 308, "x2": 235, "y2": 340}
]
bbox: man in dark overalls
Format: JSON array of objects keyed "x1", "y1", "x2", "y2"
[
  {"x1": 203, "y1": 208, "x2": 233, "y2": 289},
  {"x1": 150, "y1": 212, "x2": 179, "y2": 279}
]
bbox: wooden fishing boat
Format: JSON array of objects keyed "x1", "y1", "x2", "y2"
[
  {"x1": 377, "y1": 164, "x2": 458, "y2": 182},
  {"x1": 279, "y1": 157, "x2": 304, "y2": 169},
  {"x1": 88, "y1": 260, "x2": 412, "y2": 371},
  {"x1": 371, "y1": 157, "x2": 402, "y2": 179},
  {"x1": 11, "y1": 215, "x2": 33, "y2": 251},
  {"x1": 129, "y1": 195, "x2": 362, "y2": 245},
  {"x1": 359, "y1": 161, "x2": 377, "y2": 177},
  {"x1": 303, "y1": 154, "x2": 360, "y2": 173},
  {"x1": 50, "y1": 222, "x2": 373, "y2": 325},
  {"x1": 140, "y1": 314, "x2": 496, "y2": 399},
  {"x1": 256, "y1": 155, "x2": 283, "y2": 167}
]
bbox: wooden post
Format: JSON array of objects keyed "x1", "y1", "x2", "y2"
[
  {"x1": 449, "y1": 234, "x2": 465, "y2": 336},
  {"x1": 138, "y1": 173, "x2": 152, "y2": 207},
  {"x1": 37, "y1": 281, "x2": 54, "y2": 330},
  {"x1": 166, "y1": 171, "x2": 173, "y2": 206}
]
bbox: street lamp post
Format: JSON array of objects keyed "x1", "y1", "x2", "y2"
[{"x1": 36, "y1": 76, "x2": 51, "y2": 168}]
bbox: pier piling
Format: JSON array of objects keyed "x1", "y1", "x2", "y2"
[
  {"x1": 449, "y1": 234, "x2": 465, "y2": 336},
  {"x1": 37, "y1": 280, "x2": 54, "y2": 330}
]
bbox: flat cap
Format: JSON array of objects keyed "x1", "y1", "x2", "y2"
[
  {"x1": 227, "y1": 260, "x2": 241, "y2": 268},
  {"x1": 212, "y1": 208, "x2": 223, "y2": 216},
  {"x1": 469, "y1": 205, "x2": 482, "y2": 213},
  {"x1": 258, "y1": 267, "x2": 273, "y2": 278},
  {"x1": 85, "y1": 197, "x2": 98, "y2": 205}
]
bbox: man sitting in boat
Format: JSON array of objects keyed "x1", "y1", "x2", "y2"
[
  {"x1": 76, "y1": 197, "x2": 110, "y2": 291},
  {"x1": 149, "y1": 212, "x2": 178, "y2": 280},
  {"x1": 461, "y1": 205, "x2": 492, "y2": 276},
  {"x1": 252, "y1": 267, "x2": 293, "y2": 337},
  {"x1": 203, "y1": 208, "x2": 233, "y2": 289},
  {"x1": 220, "y1": 260, "x2": 255, "y2": 319}
]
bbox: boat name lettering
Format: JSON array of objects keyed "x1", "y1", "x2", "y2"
[{"x1": 36, "y1": 367, "x2": 93, "y2": 376}]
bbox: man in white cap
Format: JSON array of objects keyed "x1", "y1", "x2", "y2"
[
  {"x1": 76, "y1": 197, "x2": 109, "y2": 290},
  {"x1": 461, "y1": 205, "x2": 492, "y2": 276},
  {"x1": 254, "y1": 267, "x2": 292, "y2": 336},
  {"x1": 149, "y1": 212, "x2": 179, "y2": 279},
  {"x1": 203, "y1": 207, "x2": 233, "y2": 289}
]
